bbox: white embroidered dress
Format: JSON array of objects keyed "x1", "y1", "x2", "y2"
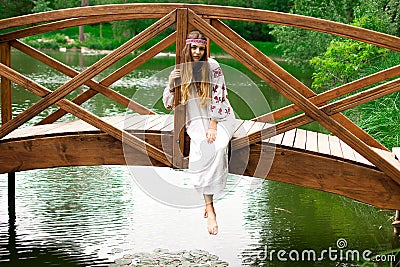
[{"x1": 163, "y1": 58, "x2": 236, "y2": 195}]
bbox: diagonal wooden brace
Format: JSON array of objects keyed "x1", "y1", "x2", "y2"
[
  {"x1": 233, "y1": 77, "x2": 400, "y2": 151},
  {"x1": 0, "y1": 63, "x2": 172, "y2": 166},
  {"x1": 0, "y1": 10, "x2": 176, "y2": 140},
  {"x1": 188, "y1": 10, "x2": 400, "y2": 186},
  {"x1": 11, "y1": 40, "x2": 154, "y2": 123},
  {"x1": 211, "y1": 19, "x2": 389, "y2": 151}
]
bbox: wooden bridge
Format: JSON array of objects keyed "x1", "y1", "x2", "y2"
[{"x1": 1, "y1": 4, "x2": 400, "y2": 210}]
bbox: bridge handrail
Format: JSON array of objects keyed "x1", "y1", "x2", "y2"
[{"x1": 1, "y1": 4, "x2": 400, "y2": 51}]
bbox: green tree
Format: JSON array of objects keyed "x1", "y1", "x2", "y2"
[
  {"x1": 309, "y1": 0, "x2": 400, "y2": 149},
  {"x1": 385, "y1": 0, "x2": 400, "y2": 36},
  {"x1": 310, "y1": 0, "x2": 398, "y2": 91},
  {"x1": 32, "y1": 0, "x2": 52, "y2": 13},
  {"x1": 0, "y1": 0, "x2": 33, "y2": 19},
  {"x1": 271, "y1": 0, "x2": 361, "y2": 67}
]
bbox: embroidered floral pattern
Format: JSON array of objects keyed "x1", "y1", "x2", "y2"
[{"x1": 213, "y1": 67, "x2": 223, "y2": 78}]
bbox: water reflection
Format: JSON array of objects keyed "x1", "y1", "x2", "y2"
[{"x1": 241, "y1": 181, "x2": 396, "y2": 266}]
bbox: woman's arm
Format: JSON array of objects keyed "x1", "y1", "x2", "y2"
[
  {"x1": 163, "y1": 68, "x2": 181, "y2": 110},
  {"x1": 209, "y1": 59, "x2": 232, "y2": 122}
]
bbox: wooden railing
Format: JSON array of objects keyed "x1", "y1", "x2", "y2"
[{"x1": 0, "y1": 4, "x2": 400, "y2": 186}]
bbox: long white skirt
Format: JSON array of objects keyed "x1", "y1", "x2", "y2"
[{"x1": 186, "y1": 117, "x2": 235, "y2": 195}]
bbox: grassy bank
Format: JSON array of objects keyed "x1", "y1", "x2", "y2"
[{"x1": 21, "y1": 23, "x2": 284, "y2": 57}]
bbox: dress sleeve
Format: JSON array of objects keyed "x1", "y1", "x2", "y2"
[
  {"x1": 163, "y1": 85, "x2": 174, "y2": 110},
  {"x1": 209, "y1": 61, "x2": 232, "y2": 121}
]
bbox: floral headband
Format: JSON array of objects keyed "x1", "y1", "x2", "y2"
[{"x1": 186, "y1": 38, "x2": 207, "y2": 45}]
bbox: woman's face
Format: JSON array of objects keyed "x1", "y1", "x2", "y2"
[{"x1": 190, "y1": 44, "x2": 206, "y2": 61}]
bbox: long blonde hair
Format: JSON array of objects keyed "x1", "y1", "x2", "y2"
[{"x1": 180, "y1": 31, "x2": 210, "y2": 106}]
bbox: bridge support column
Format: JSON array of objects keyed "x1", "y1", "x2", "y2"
[
  {"x1": 393, "y1": 148, "x2": 400, "y2": 235},
  {"x1": 172, "y1": 9, "x2": 189, "y2": 169},
  {"x1": 1, "y1": 42, "x2": 15, "y2": 219},
  {"x1": 393, "y1": 210, "x2": 400, "y2": 236}
]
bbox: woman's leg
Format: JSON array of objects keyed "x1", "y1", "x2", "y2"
[{"x1": 204, "y1": 194, "x2": 218, "y2": 235}]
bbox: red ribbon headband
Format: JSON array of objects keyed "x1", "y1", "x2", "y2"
[{"x1": 186, "y1": 38, "x2": 207, "y2": 45}]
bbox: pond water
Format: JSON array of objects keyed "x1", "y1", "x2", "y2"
[{"x1": 0, "y1": 49, "x2": 398, "y2": 266}]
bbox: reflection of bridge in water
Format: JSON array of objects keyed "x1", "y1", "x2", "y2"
[{"x1": 1, "y1": 4, "x2": 400, "y2": 213}]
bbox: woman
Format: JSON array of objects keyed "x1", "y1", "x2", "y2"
[{"x1": 163, "y1": 31, "x2": 236, "y2": 235}]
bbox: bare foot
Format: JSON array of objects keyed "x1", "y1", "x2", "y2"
[{"x1": 205, "y1": 208, "x2": 218, "y2": 235}]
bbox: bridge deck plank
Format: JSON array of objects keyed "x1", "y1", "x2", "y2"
[
  {"x1": 317, "y1": 133, "x2": 331, "y2": 155},
  {"x1": 281, "y1": 128, "x2": 296, "y2": 147},
  {"x1": 293, "y1": 128, "x2": 307, "y2": 150},
  {"x1": 266, "y1": 132, "x2": 284, "y2": 146},
  {"x1": 305, "y1": 130, "x2": 318, "y2": 153},
  {"x1": 328, "y1": 135, "x2": 344, "y2": 159},
  {"x1": 340, "y1": 140, "x2": 357, "y2": 162}
]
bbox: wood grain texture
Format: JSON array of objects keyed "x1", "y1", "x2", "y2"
[
  {"x1": 1, "y1": 4, "x2": 399, "y2": 52},
  {"x1": 0, "y1": 42, "x2": 12, "y2": 124},
  {"x1": 0, "y1": 133, "x2": 169, "y2": 173},
  {"x1": 30, "y1": 33, "x2": 175, "y2": 124},
  {"x1": 2, "y1": 128, "x2": 399, "y2": 209},
  {"x1": 172, "y1": 8, "x2": 188, "y2": 169},
  {"x1": 0, "y1": 11, "x2": 175, "y2": 139},
  {"x1": 0, "y1": 63, "x2": 172, "y2": 166},
  {"x1": 230, "y1": 143, "x2": 400, "y2": 210},
  {"x1": 211, "y1": 19, "x2": 388, "y2": 151},
  {"x1": 11, "y1": 40, "x2": 154, "y2": 125}
]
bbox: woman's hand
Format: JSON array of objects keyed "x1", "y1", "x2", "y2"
[
  {"x1": 169, "y1": 68, "x2": 181, "y2": 88},
  {"x1": 206, "y1": 128, "x2": 217, "y2": 143},
  {"x1": 206, "y1": 119, "x2": 218, "y2": 143}
]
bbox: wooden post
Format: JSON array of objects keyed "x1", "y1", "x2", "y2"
[
  {"x1": 393, "y1": 210, "x2": 400, "y2": 236},
  {"x1": 172, "y1": 9, "x2": 188, "y2": 168},
  {"x1": 1, "y1": 42, "x2": 15, "y2": 217},
  {"x1": 393, "y1": 148, "x2": 400, "y2": 235}
]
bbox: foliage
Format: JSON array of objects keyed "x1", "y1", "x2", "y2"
[
  {"x1": 310, "y1": 0, "x2": 399, "y2": 91},
  {"x1": 270, "y1": 0, "x2": 361, "y2": 67},
  {"x1": 355, "y1": 93, "x2": 400, "y2": 150},
  {"x1": 32, "y1": 0, "x2": 52, "y2": 12},
  {"x1": 307, "y1": 0, "x2": 400, "y2": 149},
  {"x1": 309, "y1": 40, "x2": 388, "y2": 91},
  {"x1": 386, "y1": 0, "x2": 400, "y2": 36},
  {"x1": 0, "y1": 0, "x2": 33, "y2": 19}
]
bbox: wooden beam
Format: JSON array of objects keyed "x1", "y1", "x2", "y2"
[
  {"x1": 255, "y1": 64, "x2": 400, "y2": 123},
  {"x1": 0, "y1": 133, "x2": 171, "y2": 173},
  {"x1": 0, "y1": 4, "x2": 179, "y2": 31},
  {"x1": 102, "y1": 32, "x2": 176, "y2": 86},
  {"x1": 1, "y1": 42, "x2": 12, "y2": 124},
  {"x1": 229, "y1": 144, "x2": 400, "y2": 210},
  {"x1": 1, "y1": 4, "x2": 399, "y2": 51},
  {"x1": 172, "y1": 8, "x2": 188, "y2": 169},
  {"x1": 12, "y1": 34, "x2": 175, "y2": 124},
  {"x1": 0, "y1": 42, "x2": 15, "y2": 212},
  {"x1": 38, "y1": 33, "x2": 175, "y2": 124},
  {"x1": 212, "y1": 19, "x2": 388, "y2": 151},
  {"x1": 0, "y1": 14, "x2": 163, "y2": 42},
  {"x1": 233, "y1": 76, "x2": 400, "y2": 153},
  {"x1": 11, "y1": 40, "x2": 153, "y2": 123},
  {"x1": 0, "y1": 10, "x2": 176, "y2": 139},
  {"x1": 0, "y1": 63, "x2": 172, "y2": 166},
  {"x1": 188, "y1": 10, "x2": 400, "y2": 185}
]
